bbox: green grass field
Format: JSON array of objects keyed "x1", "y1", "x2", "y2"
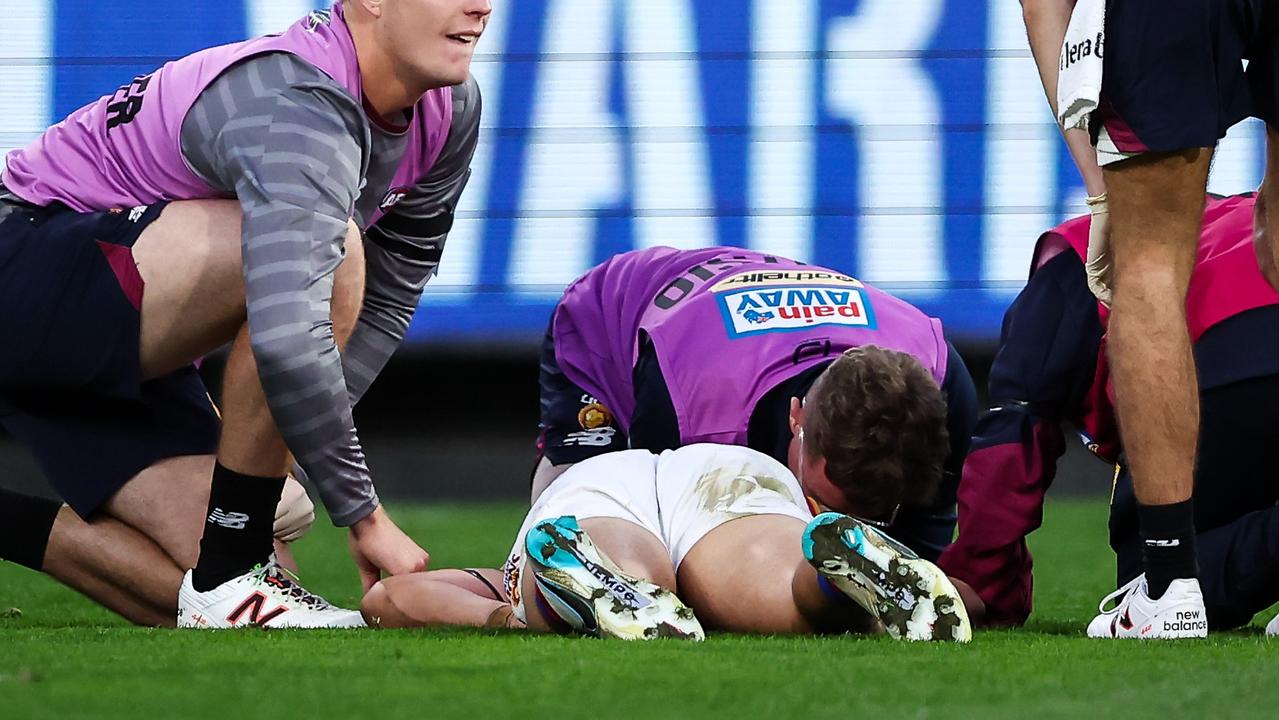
[{"x1": 2, "y1": 500, "x2": 1275, "y2": 719}]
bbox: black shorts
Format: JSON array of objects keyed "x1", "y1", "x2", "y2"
[
  {"x1": 1095, "y1": 0, "x2": 1279, "y2": 155},
  {"x1": 536, "y1": 319, "x2": 627, "y2": 467},
  {"x1": 0, "y1": 201, "x2": 219, "y2": 517}
]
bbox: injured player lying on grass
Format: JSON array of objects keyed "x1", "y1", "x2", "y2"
[{"x1": 361, "y1": 444, "x2": 971, "y2": 642}]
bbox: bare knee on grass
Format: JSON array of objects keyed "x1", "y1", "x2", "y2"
[{"x1": 677, "y1": 515, "x2": 815, "y2": 634}]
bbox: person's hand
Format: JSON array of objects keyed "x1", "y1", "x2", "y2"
[
  {"x1": 1254, "y1": 192, "x2": 1279, "y2": 291},
  {"x1": 1084, "y1": 193, "x2": 1113, "y2": 306},
  {"x1": 347, "y1": 506, "x2": 430, "y2": 593}
]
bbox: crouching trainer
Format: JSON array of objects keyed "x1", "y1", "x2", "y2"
[{"x1": 534, "y1": 246, "x2": 977, "y2": 563}]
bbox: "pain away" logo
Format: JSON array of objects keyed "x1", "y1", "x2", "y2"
[{"x1": 717, "y1": 286, "x2": 877, "y2": 338}]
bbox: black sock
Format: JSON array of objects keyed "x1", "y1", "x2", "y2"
[
  {"x1": 1139, "y1": 499, "x2": 1198, "y2": 599},
  {"x1": 191, "y1": 463, "x2": 285, "y2": 592},
  {"x1": 0, "y1": 488, "x2": 62, "y2": 571}
]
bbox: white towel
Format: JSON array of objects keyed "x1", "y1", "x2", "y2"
[{"x1": 1056, "y1": 0, "x2": 1105, "y2": 132}]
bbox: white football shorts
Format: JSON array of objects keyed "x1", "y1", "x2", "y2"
[{"x1": 502, "y1": 444, "x2": 812, "y2": 622}]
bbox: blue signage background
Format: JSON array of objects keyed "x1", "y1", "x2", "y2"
[{"x1": 1, "y1": 0, "x2": 1267, "y2": 346}]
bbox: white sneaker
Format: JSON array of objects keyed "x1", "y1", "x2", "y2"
[
  {"x1": 1086, "y1": 574, "x2": 1208, "y2": 639},
  {"x1": 177, "y1": 558, "x2": 365, "y2": 629}
]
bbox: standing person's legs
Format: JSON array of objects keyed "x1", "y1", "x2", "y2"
[
  {"x1": 1083, "y1": 0, "x2": 1277, "y2": 635},
  {"x1": 1104, "y1": 150, "x2": 1210, "y2": 599}
]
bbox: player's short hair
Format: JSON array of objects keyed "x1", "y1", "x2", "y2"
[{"x1": 802, "y1": 345, "x2": 949, "y2": 519}]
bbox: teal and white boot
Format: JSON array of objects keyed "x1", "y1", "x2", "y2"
[
  {"x1": 803, "y1": 512, "x2": 971, "y2": 642},
  {"x1": 524, "y1": 515, "x2": 704, "y2": 641}
]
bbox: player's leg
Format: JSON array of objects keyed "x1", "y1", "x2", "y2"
[
  {"x1": 102, "y1": 455, "x2": 308, "y2": 571},
  {"x1": 129, "y1": 200, "x2": 253, "y2": 379},
  {"x1": 677, "y1": 511, "x2": 970, "y2": 641},
  {"x1": 363, "y1": 568, "x2": 521, "y2": 629},
  {"x1": 1108, "y1": 480, "x2": 1279, "y2": 634},
  {"x1": 183, "y1": 219, "x2": 363, "y2": 597},
  {"x1": 0, "y1": 345, "x2": 306, "y2": 626},
  {"x1": 801, "y1": 513, "x2": 971, "y2": 641},
  {"x1": 130, "y1": 199, "x2": 368, "y2": 379},
  {"x1": 40, "y1": 506, "x2": 185, "y2": 627},
  {"x1": 1103, "y1": 149, "x2": 1209, "y2": 605},
  {"x1": 676, "y1": 514, "x2": 877, "y2": 635},
  {"x1": 1110, "y1": 372, "x2": 1279, "y2": 631},
  {"x1": 1083, "y1": 0, "x2": 1260, "y2": 639},
  {"x1": 518, "y1": 516, "x2": 700, "y2": 639},
  {"x1": 513, "y1": 451, "x2": 703, "y2": 639},
  {"x1": 0, "y1": 488, "x2": 176, "y2": 627},
  {"x1": 125, "y1": 196, "x2": 360, "y2": 585},
  {"x1": 0, "y1": 199, "x2": 342, "y2": 626},
  {"x1": 0, "y1": 466, "x2": 313, "y2": 626},
  {"x1": 1093, "y1": 364, "x2": 1279, "y2": 638},
  {"x1": 0, "y1": 346, "x2": 225, "y2": 623}
]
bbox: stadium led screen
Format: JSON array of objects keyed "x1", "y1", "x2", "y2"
[{"x1": 1, "y1": 0, "x2": 1266, "y2": 345}]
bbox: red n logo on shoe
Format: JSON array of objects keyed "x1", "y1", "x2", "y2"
[{"x1": 227, "y1": 591, "x2": 290, "y2": 626}]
